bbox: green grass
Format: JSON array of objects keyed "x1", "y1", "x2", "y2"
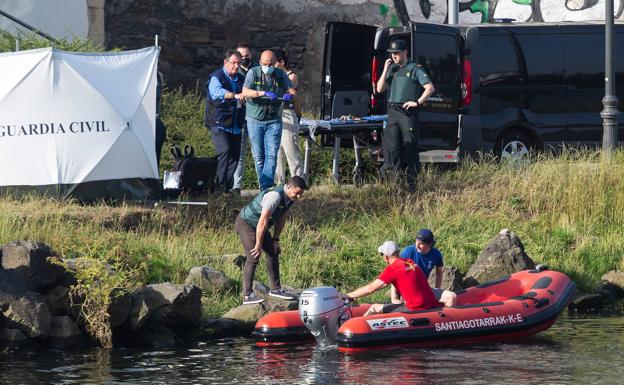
[
  {"x1": 2, "y1": 31, "x2": 624, "y2": 317},
  {"x1": 2, "y1": 150, "x2": 624, "y2": 315}
]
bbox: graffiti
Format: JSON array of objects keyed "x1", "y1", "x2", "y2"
[{"x1": 394, "y1": 0, "x2": 624, "y2": 24}]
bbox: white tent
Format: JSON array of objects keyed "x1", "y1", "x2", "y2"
[{"x1": 0, "y1": 46, "x2": 160, "y2": 200}]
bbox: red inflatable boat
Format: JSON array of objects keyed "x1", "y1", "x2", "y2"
[{"x1": 253, "y1": 268, "x2": 575, "y2": 352}]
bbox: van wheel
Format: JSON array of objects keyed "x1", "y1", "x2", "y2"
[{"x1": 498, "y1": 131, "x2": 532, "y2": 164}]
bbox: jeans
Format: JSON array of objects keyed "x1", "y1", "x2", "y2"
[
  {"x1": 232, "y1": 123, "x2": 247, "y2": 190},
  {"x1": 275, "y1": 109, "x2": 303, "y2": 184},
  {"x1": 246, "y1": 117, "x2": 282, "y2": 190}
]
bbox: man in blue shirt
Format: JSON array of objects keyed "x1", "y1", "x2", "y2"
[
  {"x1": 400, "y1": 228, "x2": 444, "y2": 289},
  {"x1": 204, "y1": 50, "x2": 246, "y2": 193}
]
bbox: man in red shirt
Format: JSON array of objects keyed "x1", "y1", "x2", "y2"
[{"x1": 345, "y1": 241, "x2": 455, "y2": 315}]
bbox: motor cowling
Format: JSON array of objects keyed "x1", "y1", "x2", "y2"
[{"x1": 299, "y1": 287, "x2": 349, "y2": 345}]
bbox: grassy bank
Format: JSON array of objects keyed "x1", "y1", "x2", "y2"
[
  {"x1": 2, "y1": 150, "x2": 624, "y2": 316},
  {"x1": 2, "y1": 32, "x2": 623, "y2": 318}
]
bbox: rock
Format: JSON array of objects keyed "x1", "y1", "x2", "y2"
[
  {"x1": 43, "y1": 286, "x2": 72, "y2": 316},
  {"x1": 462, "y1": 229, "x2": 535, "y2": 288},
  {"x1": 429, "y1": 266, "x2": 464, "y2": 291},
  {"x1": 595, "y1": 281, "x2": 624, "y2": 301},
  {"x1": 0, "y1": 269, "x2": 51, "y2": 338},
  {"x1": 0, "y1": 328, "x2": 29, "y2": 343},
  {"x1": 253, "y1": 281, "x2": 270, "y2": 296},
  {"x1": 221, "y1": 300, "x2": 298, "y2": 326},
  {"x1": 49, "y1": 316, "x2": 82, "y2": 339},
  {"x1": 129, "y1": 283, "x2": 201, "y2": 331},
  {"x1": 196, "y1": 317, "x2": 256, "y2": 339},
  {"x1": 140, "y1": 322, "x2": 178, "y2": 348},
  {"x1": 201, "y1": 254, "x2": 246, "y2": 268},
  {"x1": 601, "y1": 271, "x2": 624, "y2": 295},
  {"x1": 108, "y1": 291, "x2": 132, "y2": 328},
  {"x1": 1, "y1": 241, "x2": 65, "y2": 290},
  {"x1": 184, "y1": 266, "x2": 234, "y2": 292},
  {"x1": 568, "y1": 292, "x2": 604, "y2": 313}
]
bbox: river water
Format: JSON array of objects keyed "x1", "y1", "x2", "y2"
[{"x1": 1, "y1": 313, "x2": 622, "y2": 385}]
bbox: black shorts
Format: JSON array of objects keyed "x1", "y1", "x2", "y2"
[{"x1": 382, "y1": 304, "x2": 410, "y2": 313}]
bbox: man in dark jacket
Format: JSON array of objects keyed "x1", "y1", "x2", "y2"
[
  {"x1": 235, "y1": 175, "x2": 307, "y2": 304},
  {"x1": 205, "y1": 49, "x2": 246, "y2": 192}
]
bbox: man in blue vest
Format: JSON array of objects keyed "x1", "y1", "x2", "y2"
[
  {"x1": 235, "y1": 175, "x2": 307, "y2": 304},
  {"x1": 205, "y1": 49, "x2": 246, "y2": 192},
  {"x1": 241, "y1": 50, "x2": 296, "y2": 191}
]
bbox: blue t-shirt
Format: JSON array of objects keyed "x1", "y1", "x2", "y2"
[{"x1": 400, "y1": 245, "x2": 444, "y2": 278}]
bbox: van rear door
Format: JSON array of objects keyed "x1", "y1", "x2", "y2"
[
  {"x1": 410, "y1": 22, "x2": 462, "y2": 159},
  {"x1": 321, "y1": 22, "x2": 378, "y2": 119}
]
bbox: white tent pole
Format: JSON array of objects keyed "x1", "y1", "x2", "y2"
[
  {"x1": 154, "y1": 34, "x2": 159, "y2": 47},
  {"x1": 15, "y1": 38, "x2": 20, "y2": 52}
]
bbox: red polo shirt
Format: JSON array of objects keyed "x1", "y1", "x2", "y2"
[{"x1": 379, "y1": 258, "x2": 439, "y2": 310}]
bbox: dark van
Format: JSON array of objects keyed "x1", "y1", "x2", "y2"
[{"x1": 321, "y1": 21, "x2": 624, "y2": 163}]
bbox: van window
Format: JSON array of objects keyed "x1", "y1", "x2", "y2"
[
  {"x1": 328, "y1": 28, "x2": 375, "y2": 89},
  {"x1": 478, "y1": 35, "x2": 521, "y2": 87},
  {"x1": 517, "y1": 34, "x2": 564, "y2": 85},
  {"x1": 562, "y1": 33, "x2": 604, "y2": 89},
  {"x1": 414, "y1": 33, "x2": 458, "y2": 85}
]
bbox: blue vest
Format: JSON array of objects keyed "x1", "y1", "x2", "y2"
[{"x1": 204, "y1": 69, "x2": 245, "y2": 133}]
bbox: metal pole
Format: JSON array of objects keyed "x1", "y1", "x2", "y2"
[
  {"x1": 601, "y1": 0, "x2": 619, "y2": 155},
  {"x1": 0, "y1": 8, "x2": 59, "y2": 43},
  {"x1": 15, "y1": 38, "x2": 19, "y2": 52},
  {"x1": 155, "y1": 34, "x2": 159, "y2": 46},
  {"x1": 448, "y1": 0, "x2": 459, "y2": 25}
]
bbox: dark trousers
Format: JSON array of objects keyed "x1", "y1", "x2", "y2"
[
  {"x1": 235, "y1": 215, "x2": 281, "y2": 296},
  {"x1": 381, "y1": 106, "x2": 420, "y2": 188},
  {"x1": 211, "y1": 126, "x2": 242, "y2": 192}
]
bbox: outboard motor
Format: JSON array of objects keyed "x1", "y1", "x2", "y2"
[{"x1": 299, "y1": 287, "x2": 350, "y2": 345}]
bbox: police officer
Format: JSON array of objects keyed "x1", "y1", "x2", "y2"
[{"x1": 376, "y1": 40, "x2": 435, "y2": 190}]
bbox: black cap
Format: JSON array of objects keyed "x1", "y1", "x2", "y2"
[
  {"x1": 387, "y1": 40, "x2": 407, "y2": 53},
  {"x1": 416, "y1": 228, "x2": 435, "y2": 244}
]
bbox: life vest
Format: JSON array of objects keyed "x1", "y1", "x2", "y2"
[{"x1": 240, "y1": 185, "x2": 294, "y2": 229}]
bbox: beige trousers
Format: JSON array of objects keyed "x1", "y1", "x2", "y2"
[{"x1": 275, "y1": 109, "x2": 303, "y2": 184}]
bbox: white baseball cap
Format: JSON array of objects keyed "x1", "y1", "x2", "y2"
[{"x1": 378, "y1": 241, "x2": 400, "y2": 257}]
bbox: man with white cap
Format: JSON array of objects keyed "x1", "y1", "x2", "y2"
[{"x1": 345, "y1": 241, "x2": 455, "y2": 316}]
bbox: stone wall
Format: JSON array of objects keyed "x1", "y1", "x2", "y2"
[
  {"x1": 104, "y1": 0, "x2": 624, "y2": 111},
  {"x1": 104, "y1": 0, "x2": 396, "y2": 111}
]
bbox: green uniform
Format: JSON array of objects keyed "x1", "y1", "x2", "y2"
[
  {"x1": 385, "y1": 62, "x2": 431, "y2": 103},
  {"x1": 382, "y1": 61, "x2": 433, "y2": 190},
  {"x1": 244, "y1": 67, "x2": 292, "y2": 121}
]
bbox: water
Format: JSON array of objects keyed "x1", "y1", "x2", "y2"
[{"x1": 1, "y1": 313, "x2": 623, "y2": 384}]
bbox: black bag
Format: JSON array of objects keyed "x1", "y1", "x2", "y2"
[{"x1": 169, "y1": 145, "x2": 217, "y2": 191}]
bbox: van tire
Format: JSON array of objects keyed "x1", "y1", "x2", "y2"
[{"x1": 498, "y1": 131, "x2": 533, "y2": 163}]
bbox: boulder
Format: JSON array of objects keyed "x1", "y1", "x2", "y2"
[
  {"x1": 139, "y1": 322, "x2": 178, "y2": 348},
  {"x1": 429, "y1": 266, "x2": 464, "y2": 292},
  {"x1": 462, "y1": 229, "x2": 535, "y2": 288},
  {"x1": 252, "y1": 281, "x2": 300, "y2": 301},
  {"x1": 0, "y1": 269, "x2": 51, "y2": 338},
  {"x1": 108, "y1": 291, "x2": 132, "y2": 328},
  {"x1": 43, "y1": 286, "x2": 72, "y2": 316},
  {"x1": 221, "y1": 300, "x2": 298, "y2": 326},
  {"x1": 184, "y1": 266, "x2": 234, "y2": 292},
  {"x1": 595, "y1": 280, "x2": 624, "y2": 301},
  {"x1": 48, "y1": 316, "x2": 82, "y2": 339},
  {"x1": 601, "y1": 271, "x2": 624, "y2": 294},
  {"x1": 0, "y1": 328, "x2": 29, "y2": 347},
  {"x1": 568, "y1": 292, "x2": 605, "y2": 313},
  {"x1": 129, "y1": 283, "x2": 201, "y2": 331},
  {"x1": 1, "y1": 241, "x2": 65, "y2": 290},
  {"x1": 196, "y1": 317, "x2": 256, "y2": 339}
]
